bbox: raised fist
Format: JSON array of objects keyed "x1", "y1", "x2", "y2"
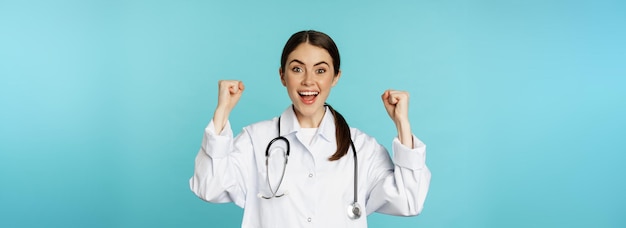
[{"x1": 217, "y1": 80, "x2": 245, "y2": 112}]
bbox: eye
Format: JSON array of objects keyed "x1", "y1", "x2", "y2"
[
  {"x1": 316, "y1": 69, "x2": 326, "y2": 74},
  {"x1": 291, "y1": 67, "x2": 303, "y2": 73}
]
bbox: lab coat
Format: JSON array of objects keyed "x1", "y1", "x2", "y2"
[{"x1": 190, "y1": 106, "x2": 431, "y2": 228}]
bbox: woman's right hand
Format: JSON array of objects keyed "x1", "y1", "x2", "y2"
[{"x1": 213, "y1": 80, "x2": 245, "y2": 133}]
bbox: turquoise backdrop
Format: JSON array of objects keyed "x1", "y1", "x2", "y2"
[{"x1": 1, "y1": 0, "x2": 625, "y2": 227}]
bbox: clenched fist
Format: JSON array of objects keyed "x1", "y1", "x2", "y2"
[
  {"x1": 382, "y1": 90, "x2": 409, "y2": 124},
  {"x1": 381, "y1": 89, "x2": 413, "y2": 148},
  {"x1": 213, "y1": 80, "x2": 245, "y2": 133},
  {"x1": 217, "y1": 80, "x2": 245, "y2": 112}
]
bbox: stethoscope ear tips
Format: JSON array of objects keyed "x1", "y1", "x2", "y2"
[{"x1": 347, "y1": 202, "x2": 362, "y2": 220}]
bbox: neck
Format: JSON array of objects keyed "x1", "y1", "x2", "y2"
[{"x1": 294, "y1": 105, "x2": 326, "y2": 128}]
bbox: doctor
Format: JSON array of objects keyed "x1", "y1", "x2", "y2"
[{"x1": 190, "y1": 30, "x2": 431, "y2": 227}]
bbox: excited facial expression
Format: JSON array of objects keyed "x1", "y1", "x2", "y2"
[{"x1": 280, "y1": 42, "x2": 341, "y2": 124}]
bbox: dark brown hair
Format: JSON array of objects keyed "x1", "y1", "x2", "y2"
[
  {"x1": 280, "y1": 30, "x2": 340, "y2": 75},
  {"x1": 280, "y1": 30, "x2": 350, "y2": 161}
]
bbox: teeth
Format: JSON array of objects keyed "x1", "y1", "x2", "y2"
[{"x1": 299, "y1": 91, "x2": 319, "y2": 96}]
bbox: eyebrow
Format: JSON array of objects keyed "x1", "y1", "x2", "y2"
[
  {"x1": 314, "y1": 61, "x2": 330, "y2": 67},
  {"x1": 289, "y1": 59, "x2": 330, "y2": 67}
]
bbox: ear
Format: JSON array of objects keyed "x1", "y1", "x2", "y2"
[
  {"x1": 331, "y1": 69, "x2": 342, "y2": 87},
  {"x1": 279, "y1": 67, "x2": 286, "y2": 86}
]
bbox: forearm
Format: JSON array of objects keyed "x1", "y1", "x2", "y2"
[
  {"x1": 389, "y1": 162, "x2": 431, "y2": 216},
  {"x1": 391, "y1": 137, "x2": 430, "y2": 215},
  {"x1": 189, "y1": 121, "x2": 240, "y2": 203},
  {"x1": 368, "y1": 136, "x2": 431, "y2": 216},
  {"x1": 212, "y1": 106, "x2": 230, "y2": 134},
  {"x1": 190, "y1": 149, "x2": 229, "y2": 202},
  {"x1": 395, "y1": 118, "x2": 413, "y2": 148}
]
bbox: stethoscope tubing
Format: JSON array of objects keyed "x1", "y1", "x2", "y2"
[
  {"x1": 263, "y1": 113, "x2": 361, "y2": 219},
  {"x1": 262, "y1": 136, "x2": 289, "y2": 199}
]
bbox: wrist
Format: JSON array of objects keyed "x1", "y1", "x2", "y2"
[
  {"x1": 394, "y1": 118, "x2": 410, "y2": 130},
  {"x1": 395, "y1": 119, "x2": 413, "y2": 148},
  {"x1": 213, "y1": 108, "x2": 230, "y2": 133}
]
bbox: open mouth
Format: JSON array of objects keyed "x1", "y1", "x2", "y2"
[{"x1": 298, "y1": 91, "x2": 319, "y2": 104}]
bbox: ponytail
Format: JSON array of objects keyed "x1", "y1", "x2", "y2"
[{"x1": 326, "y1": 104, "x2": 352, "y2": 161}]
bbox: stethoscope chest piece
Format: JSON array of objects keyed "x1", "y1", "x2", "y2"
[{"x1": 347, "y1": 202, "x2": 362, "y2": 220}]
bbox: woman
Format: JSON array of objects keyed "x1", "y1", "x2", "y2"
[{"x1": 190, "y1": 30, "x2": 431, "y2": 227}]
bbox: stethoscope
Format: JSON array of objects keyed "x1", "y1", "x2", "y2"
[{"x1": 259, "y1": 115, "x2": 362, "y2": 220}]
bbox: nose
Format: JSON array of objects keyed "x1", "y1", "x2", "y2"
[{"x1": 301, "y1": 70, "x2": 314, "y2": 86}]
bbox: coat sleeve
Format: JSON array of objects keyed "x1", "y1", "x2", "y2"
[
  {"x1": 189, "y1": 120, "x2": 253, "y2": 208},
  {"x1": 364, "y1": 134, "x2": 431, "y2": 216}
]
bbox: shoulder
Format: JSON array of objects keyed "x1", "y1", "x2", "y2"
[
  {"x1": 230, "y1": 118, "x2": 279, "y2": 148},
  {"x1": 350, "y1": 127, "x2": 383, "y2": 150},
  {"x1": 349, "y1": 127, "x2": 393, "y2": 169},
  {"x1": 243, "y1": 117, "x2": 278, "y2": 135}
]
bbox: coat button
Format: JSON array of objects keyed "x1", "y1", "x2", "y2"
[
  {"x1": 308, "y1": 173, "x2": 313, "y2": 178},
  {"x1": 307, "y1": 217, "x2": 312, "y2": 222}
]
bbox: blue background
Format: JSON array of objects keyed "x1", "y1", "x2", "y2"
[{"x1": 1, "y1": 0, "x2": 625, "y2": 227}]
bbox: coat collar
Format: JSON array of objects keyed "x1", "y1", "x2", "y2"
[{"x1": 279, "y1": 105, "x2": 335, "y2": 142}]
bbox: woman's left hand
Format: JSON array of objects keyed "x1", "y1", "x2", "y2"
[
  {"x1": 382, "y1": 90, "x2": 410, "y2": 124},
  {"x1": 381, "y1": 90, "x2": 413, "y2": 148}
]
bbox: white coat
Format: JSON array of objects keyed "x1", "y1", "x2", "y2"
[{"x1": 190, "y1": 106, "x2": 431, "y2": 227}]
